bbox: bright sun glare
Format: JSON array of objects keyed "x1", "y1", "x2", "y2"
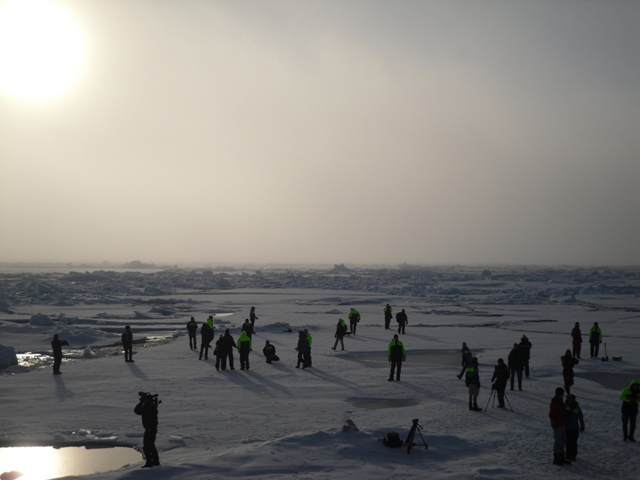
[{"x1": 0, "y1": 0, "x2": 85, "y2": 101}]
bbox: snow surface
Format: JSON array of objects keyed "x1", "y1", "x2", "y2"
[{"x1": 0, "y1": 265, "x2": 639, "y2": 479}]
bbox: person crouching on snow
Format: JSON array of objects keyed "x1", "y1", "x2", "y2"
[
  {"x1": 263, "y1": 340, "x2": 279, "y2": 363},
  {"x1": 465, "y1": 357, "x2": 482, "y2": 411}
]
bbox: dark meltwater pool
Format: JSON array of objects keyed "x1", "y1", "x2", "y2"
[{"x1": 0, "y1": 445, "x2": 141, "y2": 479}]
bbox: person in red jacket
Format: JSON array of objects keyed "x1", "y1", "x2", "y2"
[{"x1": 549, "y1": 387, "x2": 570, "y2": 466}]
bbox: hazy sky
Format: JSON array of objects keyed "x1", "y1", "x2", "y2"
[{"x1": 1, "y1": 0, "x2": 638, "y2": 266}]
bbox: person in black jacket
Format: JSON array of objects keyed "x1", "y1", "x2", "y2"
[
  {"x1": 519, "y1": 335, "x2": 532, "y2": 378},
  {"x1": 218, "y1": 329, "x2": 237, "y2": 370},
  {"x1": 491, "y1": 358, "x2": 510, "y2": 408},
  {"x1": 295, "y1": 330, "x2": 308, "y2": 368},
  {"x1": 263, "y1": 340, "x2": 279, "y2": 363},
  {"x1": 186, "y1": 317, "x2": 198, "y2": 350},
  {"x1": 51, "y1": 334, "x2": 69, "y2": 375},
  {"x1": 135, "y1": 392, "x2": 160, "y2": 468},
  {"x1": 396, "y1": 309, "x2": 408, "y2": 335},
  {"x1": 214, "y1": 334, "x2": 224, "y2": 371},
  {"x1": 249, "y1": 306, "x2": 258, "y2": 334},
  {"x1": 122, "y1": 325, "x2": 133, "y2": 363},
  {"x1": 508, "y1": 343, "x2": 524, "y2": 391},
  {"x1": 561, "y1": 349, "x2": 579, "y2": 395},
  {"x1": 387, "y1": 334, "x2": 406, "y2": 382},
  {"x1": 199, "y1": 322, "x2": 214, "y2": 360},
  {"x1": 332, "y1": 318, "x2": 348, "y2": 351}
]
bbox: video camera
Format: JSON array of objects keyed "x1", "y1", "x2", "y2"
[{"x1": 138, "y1": 391, "x2": 161, "y2": 406}]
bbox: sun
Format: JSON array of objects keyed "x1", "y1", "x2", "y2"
[{"x1": 0, "y1": 0, "x2": 85, "y2": 101}]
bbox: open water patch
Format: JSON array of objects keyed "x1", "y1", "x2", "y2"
[
  {"x1": 347, "y1": 397, "x2": 421, "y2": 410},
  {"x1": 0, "y1": 445, "x2": 141, "y2": 479},
  {"x1": 576, "y1": 371, "x2": 637, "y2": 391}
]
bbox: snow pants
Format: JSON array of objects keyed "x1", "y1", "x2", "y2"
[
  {"x1": 622, "y1": 411, "x2": 637, "y2": 439},
  {"x1": 552, "y1": 426, "x2": 566, "y2": 455},
  {"x1": 565, "y1": 427, "x2": 580, "y2": 459}
]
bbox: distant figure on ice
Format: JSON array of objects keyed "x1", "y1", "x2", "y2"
[
  {"x1": 242, "y1": 319, "x2": 253, "y2": 338},
  {"x1": 249, "y1": 306, "x2": 258, "y2": 334},
  {"x1": 571, "y1": 322, "x2": 582, "y2": 359},
  {"x1": 620, "y1": 379, "x2": 639, "y2": 442},
  {"x1": 304, "y1": 329, "x2": 313, "y2": 367},
  {"x1": 238, "y1": 330, "x2": 252, "y2": 370},
  {"x1": 348, "y1": 308, "x2": 360, "y2": 335},
  {"x1": 384, "y1": 304, "x2": 393, "y2": 330},
  {"x1": 51, "y1": 334, "x2": 69, "y2": 375},
  {"x1": 589, "y1": 322, "x2": 603, "y2": 358},
  {"x1": 518, "y1": 335, "x2": 532, "y2": 377},
  {"x1": 218, "y1": 329, "x2": 237, "y2": 370},
  {"x1": 564, "y1": 394, "x2": 585, "y2": 461},
  {"x1": 122, "y1": 325, "x2": 133, "y2": 363},
  {"x1": 332, "y1": 318, "x2": 348, "y2": 351},
  {"x1": 457, "y1": 342, "x2": 473, "y2": 380},
  {"x1": 263, "y1": 340, "x2": 279, "y2": 363},
  {"x1": 295, "y1": 330, "x2": 309, "y2": 369},
  {"x1": 214, "y1": 334, "x2": 224, "y2": 371},
  {"x1": 199, "y1": 322, "x2": 213, "y2": 360},
  {"x1": 491, "y1": 358, "x2": 510, "y2": 409},
  {"x1": 465, "y1": 357, "x2": 482, "y2": 411},
  {"x1": 186, "y1": 317, "x2": 198, "y2": 350},
  {"x1": 135, "y1": 391, "x2": 160, "y2": 468},
  {"x1": 396, "y1": 309, "x2": 408, "y2": 335},
  {"x1": 387, "y1": 334, "x2": 406, "y2": 382},
  {"x1": 549, "y1": 387, "x2": 570, "y2": 466},
  {"x1": 561, "y1": 349, "x2": 579, "y2": 395},
  {"x1": 508, "y1": 343, "x2": 524, "y2": 391}
]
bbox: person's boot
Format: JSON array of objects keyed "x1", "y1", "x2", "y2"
[
  {"x1": 469, "y1": 399, "x2": 473, "y2": 410},
  {"x1": 388, "y1": 376, "x2": 394, "y2": 381},
  {"x1": 560, "y1": 453, "x2": 571, "y2": 465},
  {"x1": 473, "y1": 401, "x2": 482, "y2": 411},
  {"x1": 553, "y1": 454, "x2": 563, "y2": 465}
]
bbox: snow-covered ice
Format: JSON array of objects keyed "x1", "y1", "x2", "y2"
[{"x1": 0, "y1": 265, "x2": 639, "y2": 479}]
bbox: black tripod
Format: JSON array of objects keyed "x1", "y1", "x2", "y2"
[
  {"x1": 484, "y1": 385, "x2": 513, "y2": 412},
  {"x1": 405, "y1": 418, "x2": 428, "y2": 453}
]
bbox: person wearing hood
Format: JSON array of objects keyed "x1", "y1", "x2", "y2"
[
  {"x1": 571, "y1": 322, "x2": 582, "y2": 359},
  {"x1": 332, "y1": 318, "x2": 348, "y2": 351},
  {"x1": 549, "y1": 387, "x2": 570, "y2": 466},
  {"x1": 518, "y1": 335, "x2": 532, "y2": 378},
  {"x1": 396, "y1": 309, "x2": 408, "y2": 335},
  {"x1": 564, "y1": 394, "x2": 585, "y2": 461},
  {"x1": 620, "y1": 379, "x2": 640, "y2": 442},
  {"x1": 237, "y1": 330, "x2": 252, "y2": 370},
  {"x1": 186, "y1": 317, "x2": 198, "y2": 350},
  {"x1": 387, "y1": 334, "x2": 406, "y2": 382},
  {"x1": 589, "y1": 322, "x2": 603, "y2": 358},
  {"x1": 348, "y1": 308, "x2": 360, "y2": 335},
  {"x1": 384, "y1": 304, "x2": 393, "y2": 330},
  {"x1": 199, "y1": 322, "x2": 213, "y2": 361},
  {"x1": 263, "y1": 340, "x2": 279, "y2": 364},
  {"x1": 51, "y1": 334, "x2": 69, "y2": 375},
  {"x1": 465, "y1": 357, "x2": 482, "y2": 411}
]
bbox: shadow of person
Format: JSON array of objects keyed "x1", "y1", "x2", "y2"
[
  {"x1": 127, "y1": 361, "x2": 147, "y2": 379},
  {"x1": 54, "y1": 374, "x2": 73, "y2": 400}
]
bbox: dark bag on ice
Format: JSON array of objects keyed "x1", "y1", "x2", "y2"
[{"x1": 383, "y1": 432, "x2": 403, "y2": 448}]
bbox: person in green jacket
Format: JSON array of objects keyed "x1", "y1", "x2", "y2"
[
  {"x1": 388, "y1": 334, "x2": 406, "y2": 381},
  {"x1": 620, "y1": 379, "x2": 640, "y2": 442},
  {"x1": 348, "y1": 308, "x2": 360, "y2": 335},
  {"x1": 589, "y1": 322, "x2": 602, "y2": 358},
  {"x1": 238, "y1": 330, "x2": 252, "y2": 371}
]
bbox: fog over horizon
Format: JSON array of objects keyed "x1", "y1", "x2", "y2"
[{"x1": 1, "y1": 0, "x2": 639, "y2": 267}]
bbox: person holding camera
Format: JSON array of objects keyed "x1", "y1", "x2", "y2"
[
  {"x1": 51, "y1": 334, "x2": 69, "y2": 375},
  {"x1": 135, "y1": 392, "x2": 160, "y2": 468},
  {"x1": 491, "y1": 358, "x2": 510, "y2": 408}
]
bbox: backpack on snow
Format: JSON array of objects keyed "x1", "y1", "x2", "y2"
[{"x1": 383, "y1": 432, "x2": 403, "y2": 448}]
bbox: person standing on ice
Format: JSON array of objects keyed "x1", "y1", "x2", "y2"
[
  {"x1": 348, "y1": 308, "x2": 360, "y2": 335},
  {"x1": 242, "y1": 319, "x2": 253, "y2": 338},
  {"x1": 465, "y1": 357, "x2": 482, "y2": 411},
  {"x1": 589, "y1": 322, "x2": 603, "y2": 358},
  {"x1": 549, "y1": 387, "x2": 570, "y2": 465},
  {"x1": 304, "y1": 329, "x2": 313, "y2": 367},
  {"x1": 249, "y1": 306, "x2": 258, "y2": 334},
  {"x1": 295, "y1": 330, "x2": 308, "y2": 368},
  {"x1": 219, "y1": 329, "x2": 236, "y2": 370},
  {"x1": 122, "y1": 325, "x2": 134, "y2": 363},
  {"x1": 396, "y1": 309, "x2": 408, "y2": 335},
  {"x1": 51, "y1": 333, "x2": 69, "y2": 375},
  {"x1": 518, "y1": 335, "x2": 532, "y2": 377},
  {"x1": 214, "y1": 334, "x2": 224, "y2": 371},
  {"x1": 508, "y1": 343, "x2": 524, "y2": 391},
  {"x1": 620, "y1": 379, "x2": 640, "y2": 442},
  {"x1": 332, "y1": 318, "x2": 348, "y2": 351},
  {"x1": 457, "y1": 342, "x2": 473, "y2": 380},
  {"x1": 238, "y1": 329, "x2": 252, "y2": 370},
  {"x1": 491, "y1": 358, "x2": 510, "y2": 408},
  {"x1": 384, "y1": 304, "x2": 393, "y2": 330},
  {"x1": 387, "y1": 334, "x2": 406, "y2": 381},
  {"x1": 564, "y1": 394, "x2": 585, "y2": 461},
  {"x1": 135, "y1": 392, "x2": 160, "y2": 468},
  {"x1": 561, "y1": 349, "x2": 579, "y2": 395},
  {"x1": 186, "y1": 317, "x2": 198, "y2": 350},
  {"x1": 199, "y1": 322, "x2": 213, "y2": 360},
  {"x1": 571, "y1": 322, "x2": 582, "y2": 359}
]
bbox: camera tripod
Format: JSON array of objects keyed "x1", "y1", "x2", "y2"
[
  {"x1": 484, "y1": 386, "x2": 513, "y2": 412},
  {"x1": 405, "y1": 418, "x2": 428, "y2": 453}
]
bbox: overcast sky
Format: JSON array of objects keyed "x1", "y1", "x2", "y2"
[{"x1": 1, "y1": 0, "x2": 638, "y2": 267}]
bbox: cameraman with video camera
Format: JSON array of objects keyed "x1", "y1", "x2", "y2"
[{"x1": 134, "y1": 392, "x2": 161, "y2": 468}]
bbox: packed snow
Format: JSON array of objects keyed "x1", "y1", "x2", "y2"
[{"x1": 0, "y1": 265, "x2": 639, "y2": 479}]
